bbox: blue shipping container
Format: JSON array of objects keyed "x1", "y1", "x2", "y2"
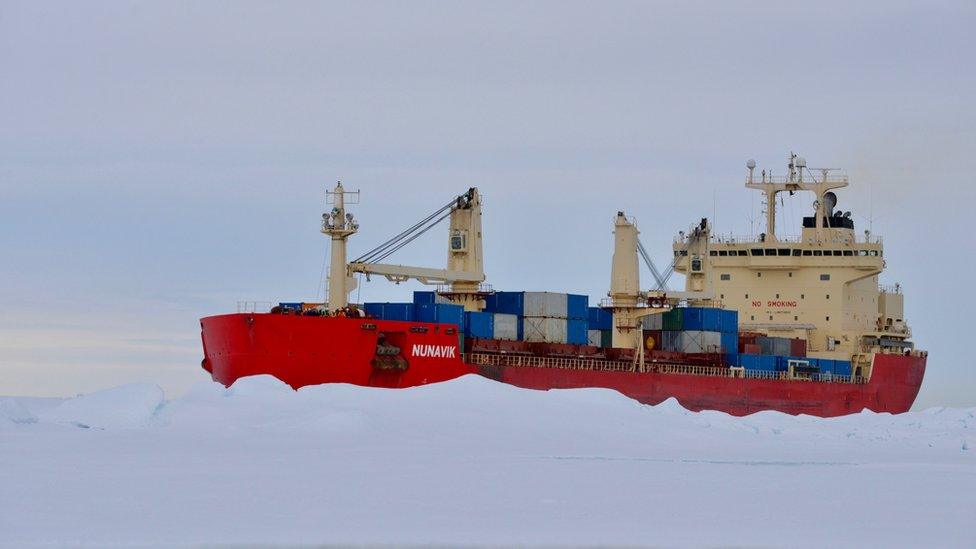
[
  {"x1": 721, "y1": 332, "x2": 738, "y2": 354},
  {"x1": 464, "y1": 311, "x2": 494, "y2": 339},
  {"x1": 413, "y1": 291, "x2": 436, "y2": 305},
  {"x1": 719, "y1": 309, "x2": 739, "y2": 334},
  {"x1": 587, "y1": 307, "x2": 613, "y2": 330},
  {"x1": 492, "y1": 291, "x2": 525, "y2": 316},
  {"x1": 566, "y1": 318, "x2": 588, "y2": 345},
  {"x1": 278, "y1": 302, "x2": 302, "y2": 311},
  {"x1": 834, "y1": 360, "x2": 853, "y2": 377},
  {"x1": 567, "y1": 294, "x2": 589, "y2": 320},
  {"x1": 415, "y1": 303, "x2": 464, "y2": 328},
  {"x1": 364, "y1": 302, "x2": 415, "y2": 321},
  {"x1": 682, "y1": 307, "x2": 722, "y2": 332},
  {"x1": 739, "y1": 354, "x2": 777, "y2": 371}
]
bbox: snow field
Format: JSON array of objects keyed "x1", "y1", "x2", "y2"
[{"x1": 1, "y1": 374, "x2": 973, "y2": 547}]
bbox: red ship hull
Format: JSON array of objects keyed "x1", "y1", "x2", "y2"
[{"x1": 201, "y1": 313, "x2": 925, "y2": 417}]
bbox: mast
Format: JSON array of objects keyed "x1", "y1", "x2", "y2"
[
  {"x1": 322, "y1": 182, "x2": 360, "y2": 311},
  {"x1": 745, "y1": 154, "x2": 848, "y2": 243}
]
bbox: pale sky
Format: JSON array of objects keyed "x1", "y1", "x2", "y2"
[{"x1": 1, "y1": 1, "x2": 974, "y2": 408}]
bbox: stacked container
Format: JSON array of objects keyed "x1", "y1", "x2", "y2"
[
  {"x1": 464, "y1": 311, "x2": 494, "y2": 339},
  {"x1": 492, "y1": 313, "x2": 519, "y2": 341},
  {"x1": 487, "y1": 291, "x2": 589, "y2": 345},
  {"x1": 656, "y1": 307, "x2": 738, "y2": 359}
]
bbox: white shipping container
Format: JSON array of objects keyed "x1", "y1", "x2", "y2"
[
  {"x1": 677, "y1": 331, "x2": 722, "y2": 353},
  {"x1": 523, "y1": 292, "x2": 569, "y2": 318},
  {"x1": 522, "y1": 316, "x2": 568, "y2": 343},
  {"x1": 493, "y1": 313, "x2": 519, "y2": 341},
  {"x1": 587, "y1": 330, "x2": 602, "y2": 347},
  {"x1": 642, "y1": 314, "x2": 663, "y2": 330}
]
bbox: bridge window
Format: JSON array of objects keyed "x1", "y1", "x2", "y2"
[
  {"x1": 858, "y1": 250, "x2": 868, "y2": 256},
  {"x1": 833, "y1": 250, "x2": 843, "y2": 256},
  {"x1": 843, "y1": 250, "x2": 854, "y2": 256},
  {"x1": 709, "y1": 251, "x2": 717, "y2": 256},
  {"x1": 738, "y1": 250, "x2": 748, "y2": 256},
  {"x1": 792, "y1": 249, "x2": 802, "y2": 256},
  {"x1": 765, "y1": 249, "x2": 777, "y2": 256},
  {"x1": 802, "y1": 250, "x2": 812, "y2": 256},
  {"x1": 870, "y1": 250, "x2": 879, "y2": 256},
  {"x1": 813, "y1": 250, "x2": 823, "y2": 256},
  {"x1": 719, "y1": 250, "x2": 728, "y2": 256},
  {"x1": 778, "y1": 248, "x2": 791, "y2": 256},
  {"x1": 751, "y1": 249, "x2": 763, "y2": 256}
]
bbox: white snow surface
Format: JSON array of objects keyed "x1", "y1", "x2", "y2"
[{"x1": 1, "y1": 374, "x2": 973, "y2": 548}]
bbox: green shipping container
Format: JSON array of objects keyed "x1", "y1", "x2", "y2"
[
  {"x1": 662, "y1": 309, "x2": 684, "y2": 331},
  {"x1": 600, "y1": 329, "x2": 613, "y2": 348}
]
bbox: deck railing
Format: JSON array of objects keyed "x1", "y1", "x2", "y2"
[{"x1": 464, "y1": 353, "x2": 866, "y2": 385}]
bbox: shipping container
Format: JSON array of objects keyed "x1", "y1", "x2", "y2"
[
  {"x1": 464, "y1": 311, "x2": 494, "y2": 339},
  {"x1": 278, "y1": 302, "x2": 303, "y2": 311},
  {"x1": 588, "y1": 307, "x2": 613, "y2": 330},
  {"x1": 662, "y1": 309, "x2": 684, "y2": 331},
  {"x1": 757, "y1": 336, "x2": 792, "y2": 357},
  {"x1": 789, "y1": 338, "x2": 808, "y2": 357},
  {"x1": 833, "y1": 360, "x2": 853, "y2": 377},
  {"x1": 491, "y1": 291, "x2": 525, "y2": 316},
  {"x1": 493, "y1": 313, "x2": 519, "y2": 341},
  {"x1": 721, "y1": 332, "x2": 738, "y2": 354},
  {"x1": 566, "y1": 318, "x2": 588, "y2": 345},
  {"x1": 739, "y1": 354, "x2": 778, "y2": 371},
  {"x1": 600, "y1": 329, "x2": 613, "y2": 348},
  {"x1": 719, "y1": 309, "x2": 739, "y2": 334},
  {"x1": 642, "y1": 313, "x2": 663, "y2": 330},
  {"x1": 413, "y1": 291, "x2": 451, "y2": 305},
  {"x1": 682, "y1": 307, "x2": 722, "y2": 332},
  {"x1": 415, "y1": 303, "x2": 463, "y2": 327},
  {"x1": 587, "y1": 330, "x2": 602, "y2": 347},
  {"x1": 742, "y1": 343, "x2": 761, "y2": 354},
  {"x1": 524, "y1": 292, "x2": 569, "y2": 318},
  {"x1": 364, "y1": 302, "x2": 415, "y2": 321},
  {"x1": 567, "y1": 294, "x2": 589, "y2": 320},
  {"x1": 522, "y1": 316, "x2": 568, "y2": 343},
  {"x1": 659, "y1": 330, "x2": 722, "y2": 353}
]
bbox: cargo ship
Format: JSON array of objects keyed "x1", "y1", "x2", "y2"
[{"x1": 200, "y1": 155, "x2": 926, "y2": 416}]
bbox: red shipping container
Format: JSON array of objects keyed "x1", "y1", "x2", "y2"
[
  {"x1": 743, "y1": 343, "x2": 761, "y2": 354},
  {"x1": 790, "y1": 339, "x2": 807, "y2": 357}
]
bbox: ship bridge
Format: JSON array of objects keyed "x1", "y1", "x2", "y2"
[{"x1": 670, "y1": 154, "x2": 915, "y2": 377}]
